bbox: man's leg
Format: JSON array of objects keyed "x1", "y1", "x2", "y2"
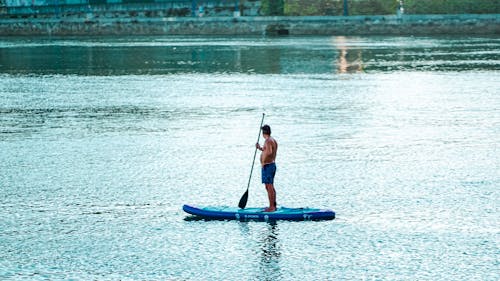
[{"x1": 265, "y1": 183, "x2": 276, "y2": 212}]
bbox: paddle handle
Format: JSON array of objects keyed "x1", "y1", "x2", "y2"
[{"x1": 246, "y1": 113, "x2": 265, "y2": 191}]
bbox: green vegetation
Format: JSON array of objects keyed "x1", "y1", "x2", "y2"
[
  {"x1": 284, "y1": 0, "x2": 342, "y2": 16},
  {"x1": 267, "y1": 0, "x2": 499, "y2": 16},
  {"x1": 349, "y1": 0, "x2": 397, "y2": 15},
  {"x1": 280, "y1": 0, "x2": 398, "y2": 16},
  {"x1": 403, "y1": 0, "x2": 499, "y2": 14},
  {"x1": 261, "y1": 0, "x2": 285, "y2": 16}
]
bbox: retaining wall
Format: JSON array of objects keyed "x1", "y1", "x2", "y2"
[{"x1": 0, "y1": 14, "x2": 498, "y2": 36}]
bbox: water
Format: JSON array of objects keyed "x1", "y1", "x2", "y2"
[{"x1": 0, "y1": 36, "x2": 499, "y2": 280}]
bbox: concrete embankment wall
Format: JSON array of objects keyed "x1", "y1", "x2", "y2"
[{"x1": 0, "y1": 14, "x2": 498, "y2": 36}]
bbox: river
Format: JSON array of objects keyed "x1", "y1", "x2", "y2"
[{"x1": 0, "y1": 35, "x2": 499, "y2": 280}]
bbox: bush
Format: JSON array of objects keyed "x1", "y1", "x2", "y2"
[
  {"x1": 284, "y1": 0, "x2": 399, "y2": 16},
  {"x1": 349, "y1": 0, "x2": 398, "y2": 15},
  {"x1": 284, "y1": 0, "x2": 343, "y2": 16},
  {"x1": 261, "y1": 0, "x2": 285, "y2": 15},
  {"x1": 403, "y1": 0, "x2": 499, "y2": 14},
  {"x1": 280, "y1": 0, "x2": 498, "y2": 16}
]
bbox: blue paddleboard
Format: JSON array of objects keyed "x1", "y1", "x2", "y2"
[{"x1": 183, "y1": 204, "x2": 335, "y2": 221}]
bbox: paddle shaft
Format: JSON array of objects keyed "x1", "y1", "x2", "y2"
[
  {"x1": 238, "y1": 113, "x2": 265, "y2": 209},
  {"x1": 247, "y1": 113, "x2": 265, "y2": 191}
]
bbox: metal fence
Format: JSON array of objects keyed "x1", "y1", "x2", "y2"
[
  {"x1": 3, "y1": 1, "x2": 187, "y2": 15},
  {"x1": 0, "y1": 0, "x2": 246, "y2": 17}
]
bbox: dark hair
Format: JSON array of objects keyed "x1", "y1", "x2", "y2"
[{"x1": 261, "y1": 125, "x2": 271, "y2": 135}]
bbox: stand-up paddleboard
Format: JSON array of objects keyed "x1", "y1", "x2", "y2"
[{"x1": 183, "y1": 204, "x2": 335, "y2": 221}]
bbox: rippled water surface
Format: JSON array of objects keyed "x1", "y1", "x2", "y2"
[{"x1": 1, "y1": 36, "x2": 499, "y2": 280}]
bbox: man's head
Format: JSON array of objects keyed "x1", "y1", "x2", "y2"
[{"x1": 261, "y1": 125, "x2": 271, "y2": 135}]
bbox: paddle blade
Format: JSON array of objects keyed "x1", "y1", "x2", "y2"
[{"x1": 238, "y1": 190, "x2": 249, "y2": 209}]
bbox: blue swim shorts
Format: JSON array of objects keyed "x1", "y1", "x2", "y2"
[{"x1": 261, "y1": 163, "x2": 277, "y2": 184}]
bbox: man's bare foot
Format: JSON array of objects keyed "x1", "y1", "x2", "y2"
[{"x1": 264, "y1": 207, "x2": 276, "y2": 212}]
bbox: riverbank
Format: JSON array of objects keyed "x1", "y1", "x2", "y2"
[{"x1": 0, "y1": 14, "x2": 498, "y2": 36}]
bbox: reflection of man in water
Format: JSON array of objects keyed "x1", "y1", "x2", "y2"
[
  {"x1": 238, "y1": 221, "x2": 281, "y2": 281},
  {"x1": 259, "y1": 222, "x2": 281, "y2": 280},
  {"x1": 256, "y1": 125, "x2": 278, "y2": 212}
]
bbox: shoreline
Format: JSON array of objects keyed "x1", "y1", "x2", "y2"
[{"x1": 0, "y1": 14, "x2": 498, "y2": 36}]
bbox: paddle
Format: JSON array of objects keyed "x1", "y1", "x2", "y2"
[{"x1": 238, "y1": 113, "x2": 265, "y2": 209}]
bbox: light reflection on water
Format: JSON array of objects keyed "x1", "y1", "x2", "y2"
[
  {"x1": 0, "y1": 36, "x2": 498, "y2": 75},
  {"x1": 0, "y1": 36, "x2": 499, "y2": 280}
]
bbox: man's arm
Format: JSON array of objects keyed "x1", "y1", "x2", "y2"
[
  {"x1": 256, "y1": 139, "x2": 270, "y2": 151},
  {"x1": 260, "y1": 139, "x2": 274, "y2": 162},
  {"x1": 256, "y1": 142, "x2": 264, "y2": 151}
]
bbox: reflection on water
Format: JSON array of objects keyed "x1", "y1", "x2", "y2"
[
  {"x1": 335, "y1": 36, "x2": 364, "y2": 73},
  {"x1": 258, "y1": 222, "x2": 281, "y2": 281},
  {"x1": 238, "y1": 222, "x2": 282, "y2": 281},
  {"x1": 0, "y1": 36, "x2": 498, "y2": 75}
]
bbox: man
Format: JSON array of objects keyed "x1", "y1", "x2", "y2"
[{"x1": 256, "y1": 125, "x2": 278, "y2": 212}]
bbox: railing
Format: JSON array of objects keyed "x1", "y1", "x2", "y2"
[
  {"x1": 3, "y1": 1, "x2": 189, "y2": 15},
  {"x1": 0, "y1": 0, "x2": 244, "y2": 17}
]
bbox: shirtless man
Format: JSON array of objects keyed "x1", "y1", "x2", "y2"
[{"x1": 256, "y1": 125, "x2": 278, "y2": 212}]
